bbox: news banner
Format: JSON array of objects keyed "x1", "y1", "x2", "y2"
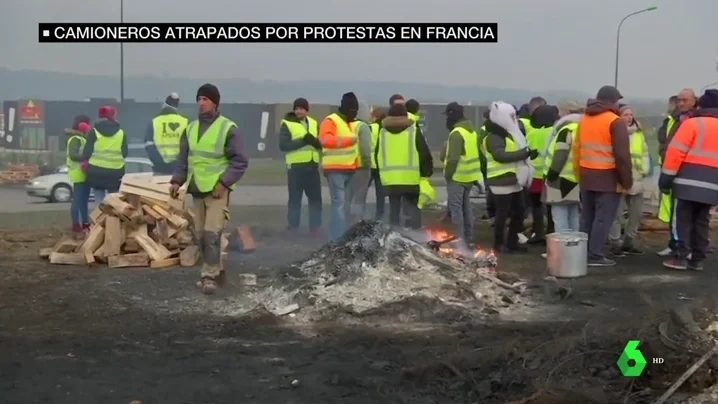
[{"x1": 38, "y1": 22, "x2": 497, "y2": 43}]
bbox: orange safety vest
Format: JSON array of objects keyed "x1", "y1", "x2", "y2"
[
  {"x1": 662, "y1": 116, "x2": 718, "y2": 206},
  {"x1": 576, "y1": 111, "x2": 619, "y2": 170}
]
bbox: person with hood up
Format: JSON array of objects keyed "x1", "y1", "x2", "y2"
[
  {"x1": 525, "y1": 105, "x2": 559, "y2": 244},
  {"x1": 318, "y1": 92, "x2": 360, "y2": 240},
  {"x1": 608, "y1": 105, "x2": 651, "y2": 257},
  {"x1": 483, "y1": 101, "x2": 536, "y2": 252},
  {"x1": 658, "y1": 89, "x2": 718, "y2": 272},
  {"x1": 346, "y1": 99, "x2": 374, "y2": 224},
  {"x1": 573, "y1": 85, "x2": 632, "y2": 267},
  {"x1": 367, "y1": 106, "x2": 387, "y2": 220},
  {"x1": 436, "y1": 103, "x2": 476, "y2": 247},
  {"x1": 542, "y1": 100, "x2": 583, "y2": 235},
  {"x1": 80, "y1": 106, "x2": 128, "y2": 203},
  {"x1": 144, "y1": 92, "x2": 189, "y2": 174},
  {"x1": 375, "y1": 103, "x2": 433, "y2": 229},
  {"x1": 278, "y1": 97, "x2": 322, "y2": 237},
  {"x1": 170, "y1": 83, "x2": 249, "y2": 294},
  {"x1": 65, "y1": 114, "x2": 92, "y2": 238}
]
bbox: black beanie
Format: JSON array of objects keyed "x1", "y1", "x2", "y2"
[
  {"x1": 340, "y1": 92, "x2": 359, "y2": 112},
  {"x1": 388, "y1": 104, "x2": 407, "y2": 117},
  {"x1": 293, "y1": 97, "x2": 309, "y2": 111},
  {"x1": 405, "y1": 99, "x2": 420, "y2": 114},
  {"x1": 196, "y1": 83, "x2": 220, "y2": 105},
  {"x1": 72, "y1": 114, "x2": 91, "y2": 130},
  {"x1": 165, "y1": 92, "x2": 180, "y2": 108}
]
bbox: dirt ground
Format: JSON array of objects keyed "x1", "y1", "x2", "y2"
[{"x1": 1, "y1": 205, "x2": 718, "y2": 404}]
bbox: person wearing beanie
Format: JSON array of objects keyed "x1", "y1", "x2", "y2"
[
  {"x1": 317, "y1": 91, "x2": 361, "y2": 240},
  {"x1": 278, "y1": 97, "x2": 322, "y2": 236},
  {"x1": 656, "y1": 88, "x2": 697, "y2": 258},
  {"x1": 366, "y1": 106, "x2": 388, "y2": 220},
  {"x1": 658, "y1": 89, "x2": 718, "y2": 271},
  {"x1": 79, "y1": 105, "x2": 127, "y2": 204},
  {"x1": 607, "y1": 105, "x2": 651, "y2": 258},
  {"x1": 169, "y1": 83, "x2": 249, "y2": 295},
  {"x1": 405, "y1": 99, "x2": 421, "y2": 124},
  {"x1": 375, "y1": 103, "x2": 433, "y2": 229},
  {"x1": 144, "y1": 92, "x2": 189, "y2": 174},
  {"x1": 345, "y1": 98, "x2": 376, "y2": 225},
  {"x1": 65, "y1": 114, "x2": 92, "y2": 237}
]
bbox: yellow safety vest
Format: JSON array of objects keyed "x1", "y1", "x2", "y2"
[
  {"x1": 483, "y1": 136, "x2": 518, "y2": 179},
  {"x1": 527, "y1": 126, "x2": 552, "y2": 179},
  {"x1": 152, "y1": 113, "x2": 188, "y2": 163},
  {"x1": 658, "y1": 117, "x2": 677, "y2": 223},
  {"x1": 283, "y1": 116, "x2": 319, "y2": 165},
  {"x1": 544, "y1": 122, "x2": 578, "y2": 182},
  {"x1": 377, "y1": 126, "x2": 420, "y2": 186},
  {"x1": 89, "y1": 128, "x2": 125, "y2": 170},
  {"x1": 630, "y1": 130, "x2": 647, "y2": 176},
  {"x1": 417, "y1": 177, "x2": 435, "y2": 209},
  {"x1": 449, "y1": 127, "x2": 482, "y2": 183},
  {"x1": 66, "y1": 135, "x2": 86, "y2": 183},
  {"x1": 186, "y1": 115, "x2": 237, "y2": 193},
  {"x1": 369, "y1": 122, "x2": 380, "y2": 169},
  {"x1": 321, "y1": 113, "x2": 358, "y2": 169},
  {"x1": 408, "y1": 112, "x2": 419, "y2": 123},
  {"x1": 519, "y1": 118, "x2": 534, "y2": 134}
]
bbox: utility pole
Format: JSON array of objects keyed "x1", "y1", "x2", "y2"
[{"x1": 120, "y1": 0, "x2": 125, "y2": 103}]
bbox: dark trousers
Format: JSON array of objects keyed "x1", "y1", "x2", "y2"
[
  {"x1": 485, "y1": 187, "x2": 496, "y2": 218},
  {"x1": 667, "y1": 194, "x2": 678, "y2": 251},
  {"x1": 388, "y1": 193, "x2": 421, "y2": 229},
  {"x1": 287, "y1": 165, "x2": 322, "y2": 230},
  {"x1": 674, "y1": 199, "x2": 711, "y2": 262},
  {"x1": 528, "y1": 192, "x2": 554, "y2": 238},
  {"x1": 493, "y1": 191, "x2": 525, "y2": 249},
  {"x1": 580, "y1": 190, "x2": 622, "y2": 259},
  {"x1": 368, "y1": 169, "x2": 386, "y2": 220}
]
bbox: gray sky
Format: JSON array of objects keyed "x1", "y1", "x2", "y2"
[{"x1": 2, "y1": 0, "x2": 717, "y2": 99}]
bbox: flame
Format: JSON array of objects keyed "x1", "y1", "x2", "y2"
[{"x1": 426, "y1": 228, "x2": 497, "y2": 264}]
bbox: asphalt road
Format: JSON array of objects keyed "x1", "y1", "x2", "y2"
[{"x1": 0, "y1": 185, "x2": 452, "y2": 213}]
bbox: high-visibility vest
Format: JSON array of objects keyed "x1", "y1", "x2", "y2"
[
  {"x1": 152, "y1": 113, "x2": 188, "y2": 163},
  {"x1": 186, "y1": 115, "x2": 237, "y2": 193},
  {"x1": 321, "y1": 113, "x2": 358, "y2": 170},
  {"x1": 354, "y1": 121, "x2": 370, "y2": 168},
  {"x1": 483, "y1": 135, "x2": 518, "y2": 179},
  {"x1": 544, "y1": 122, "x2": 578, "y2": 182},
  {"x1": 658, "y1": 116, "x2": 678, "y2": 221},
  {"x1": 66, "y1": 135, "x2": 87, "y2": 183},
  {"x1": 662, "y1": 116, "x2": 718, "y2": 206},
  {"x1": 408, "y1": 112, "x2": 420, "y2": 123},
  {"x1": 377, "y1": 126, "x2": 420, "y2": 186},
  {"x1": 519, "y1": 118, "x2": 533, "y2": 134},
  {"x1": 369, "y1": 122, "x2": 380, "y2": 169},
  {"x1": 449, "y1": 127, "x2": 482, "y2": 183},
  {"x1": 630, "y1": 130, "x2": 648, "y2": 176},
  {"x1": 527, "y1": 126, "x2": 552, "y2": 179},
  {"x1": 283, "y1": 116, "x2": 319, "y2": 165},
  {"x1": 417, "y1": 177, "x2": 435, "y2": 209},
  {"x1": 89, "y1": 128, "x2": 125, "y2": 170},
  {"x1": 576, "y1": 111, "x2": 619, "y2": 170}
]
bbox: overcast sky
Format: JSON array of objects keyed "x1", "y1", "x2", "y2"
[{"x1": 1, "y1": 0, "x2": 717, "y2": 99}]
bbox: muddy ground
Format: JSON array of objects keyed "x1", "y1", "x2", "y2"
[{"x1": 1, "y1": 206, "x2": 718, "y2": 404}]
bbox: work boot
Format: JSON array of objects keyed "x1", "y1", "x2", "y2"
[
  {"x1": 71, "y1": 224, "x2": 84, "y2": 239},
  {"x1": 621, "y1": 244, "x2": 644, "y2": 256},
  {"x1": 662, "y1": 258, "x2": 688, "y2": 271},
  {"x1": 656, "y1": 247, "x2": 674, "y2": 257},
  {"x1": 687, "y1": 260, "x2": 704, "y2": 271},
  {"x1": 587, "y1": 257, "x2": 616, "y2": 267},
  {"x1": 609, "y1": 245, "x2": 626, "y2": 258}
]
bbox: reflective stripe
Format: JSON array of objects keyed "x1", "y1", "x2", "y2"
[
  {"x1": 186, "y1": 120, "x2": 231, "y2": 159},
  {"x1": 379, "y1": 126, "x2": 417, "y2": 171},
  {"x1": 673, "y1": 177, "x2": 718, "y2": 191},
  {"x1": 686, "y1": 118, "x2": 718, "y2": 159},
  {"x1": 455, "y1": 157, "x2": 481, "y2": 175}
]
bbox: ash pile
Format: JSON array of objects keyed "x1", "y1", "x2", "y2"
[{"x1": 258, "y1": 221, "x2": 526, "y2": 318}]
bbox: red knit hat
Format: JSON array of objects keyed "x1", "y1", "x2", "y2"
[{"x1": 98, "y1": 106, "x2": 116, "y2": 119}]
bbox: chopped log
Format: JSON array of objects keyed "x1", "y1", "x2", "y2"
[
  {"x1": 39, "y1": 247, "x2": 52, "y2": 259},
  {"x1": 150, "y1": 257, "x2": 180, "y2": 269},
  {"x1": 79, "y1": 225, "x2": 105, "y2": 255},
  {"x1": 90, "y1": 207, "x2": 103, "y2": 223},
  {"x1": 142, "y1": 205, "x2": 163, "y2": 220},
  {"x1": 163, "y1": 238, "x2": 179, "y2": 250},
  {"x1": 236, "y1": 226, "x2": 256, "y2": 253},
  {"x1": 125, "y1": 194, "x2": 142, "y2": 211},
  {"x1": 51, "y1": 237, "x2": 83, "y2": 253},
  {"x1": 103, "y1": 193, "x2": 136, "y2": 218},
  {"x1": 84, "y1": 249, "x2": 96, "y2": 265},
  {"x1": 108, "y1": 253, "x2": 150, "y2": 268},
  {"x1": 152, "y1": 219, "x2": 169, "y2": 245},
  {"x1": 175, "y1": 229, "x2": 193, "y2": 246},
  {"x1": 134, "y1": 233, "x2": 172, "y2": 261},
  {"x1": 103, "y1": 216, "x2": 124, "y2": 256},
  {"x1": 180, "y1": 245, "x2": 200, "y2": 266},
  {"x1": 142, "y1": 214, "x2": 156, "y2": 226},
  {"x1": 152, "y1": 204, "x2": 188, "y2": 229},
  {"x1": 122, "y1": 238, "x2": 141, "y2": 253},
  {"x1": 128, "y1": 223, "x2": 148, "y2": 239},
  {"x1": 93, "y1": 244, "x2": 108, "y2": 263},
  {"x1": 50, "y1": 252, "x2": 87, "y2": 265}
]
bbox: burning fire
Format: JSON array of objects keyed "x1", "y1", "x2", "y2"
[{"x1": 424, "y1": 228, "x2": 497, "y2": 262}]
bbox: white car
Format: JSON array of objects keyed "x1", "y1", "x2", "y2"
[{"x1": 26, "y1": 157, "x2": 155, "y2": 203}]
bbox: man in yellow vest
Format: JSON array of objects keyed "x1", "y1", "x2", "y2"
[
  {"x1": 278, "y1": 97, "x2": 322, "y2": 236},
  {"x1": 656, "y1": 89, "x2": 696, "y2": 257},
  {"x1": 525, "y1": 105, "x2": 559, "y2": 244},
  {"x1": 346, "y1": 99, "x2": 374, "y2": 224},
  {"x1": 518, "y1": 97, "x2": 546, "y2": 137},
  {"x1": 80, "y1": 106, "x2": 127, "y2": 203},
  {"x1": 368, "y1": 107, "x2": 387, "y2": 220},
  {"x1": 169, "y1": 83, "x2": 249, "y2": 295},
  {"x1": 66, "y1": 114, "x2": 92, "y2": 237},
  {"x1": 144, "y1": 93, "x2": 189, "y2": 174},
  {"x1": 443, "y1": 102, "x2": 482, "y2": 248},
  {"x1": 376, "y1": 103, "x2": 433, "y2": 228}
]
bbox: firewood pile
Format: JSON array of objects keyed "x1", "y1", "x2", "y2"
[
  {"x1": 39, "y1": 176, "x2": 207, "y2": 269},
  {"x1": 0, "y1": 162, "x2": 39, "y2": 184}
]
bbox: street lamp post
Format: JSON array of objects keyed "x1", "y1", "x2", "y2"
[
  {"x1": 120, "y1": 0, "x2": 124, "y2": 103},
  {"x1": 614, "y1": 6, "x2": 657, "y2": 88},
  {"x1": 702, "y1": 81, "x2": 718, "y2": 92}
]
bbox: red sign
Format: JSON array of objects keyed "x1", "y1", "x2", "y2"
[{"x1": 18, "y1": 100, "x2": 44, "y2": 126}]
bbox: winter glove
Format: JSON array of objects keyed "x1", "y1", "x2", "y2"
[
  {"x1": 528, "y1": 149, "x2": 539, "y2": 160},
  {"x1": 658, "y1": 174, "x2": 673, "y2": 195}
]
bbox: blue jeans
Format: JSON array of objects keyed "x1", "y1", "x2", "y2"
[
  {"x1": 92, "y1": 188, "x2": 106, "y2": 205},
  {"x1": 551, "y1": 203, "x2": 580, "y2": 232},
  {"x1": 71, "y1": 182, "x2": 91, "y2": 226},
  {"x1": 325, "y1": 171, "x2": 355, "y2": 241}
]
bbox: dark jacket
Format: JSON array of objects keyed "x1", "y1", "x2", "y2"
[
  {"x1": 171, "y1": 110, "x2": 249, "y2": 198},
  {"x1": 65, "y1": 129, "x2": 85, "y2": 164},
  {"x1": 278, "y1": 112, "x2": 321, "y2": 169},
  {"x1": 483, "y1": 119, "x2": 531, "y2": 187},
  {"x1": 578, "y1": 99, "x2": 633, "y2": 192},
  {"x1": 374, "y1": 115, "x2": 433, "y2": 196},
  {"x1": 80, "y1": 119, "x2": 128, "y2": 191},
  {"x1": 444, "y1": 119, "x2": 481, "y2": 184},
  {"x1": 529, "y1": 105, "x2": 559, "y2": 130},
  {"x1": 144, "y1": 107, "x2": 188, "y2": 174},
  {"x1": 657, "y1": 110, "x2": 692, "y2": 161}
]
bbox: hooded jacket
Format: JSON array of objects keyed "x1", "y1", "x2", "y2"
[
  {"x1": 573, "y1": 99, "x2": 632, "y2": 192},
  {"x1": 80, "y1": 118, "x2": 128, "y2": 191},
  {"x1": 542, "y1": 113, "x2": 581, "y2": 204},
  {"x1": 374, "y1": 114, "x2": 433, "y2": 196},
  {"x1": 278, "y1": 111, "x2": 321, "y2": 169},
  {"x1": 483, "y1": 118, "x2": 532, "y2": 187},
  {"x1": 144, "y1": 106, "x2": 188, "y2": 174}
]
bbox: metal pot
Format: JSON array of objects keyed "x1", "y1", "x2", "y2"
[{"x1": 546, "y1": 232, "x2": 588, "y2": 278}]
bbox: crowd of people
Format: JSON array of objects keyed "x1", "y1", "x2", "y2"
[{"x1": 62, "y1": 82, "x2": 718, "y2": 294}]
